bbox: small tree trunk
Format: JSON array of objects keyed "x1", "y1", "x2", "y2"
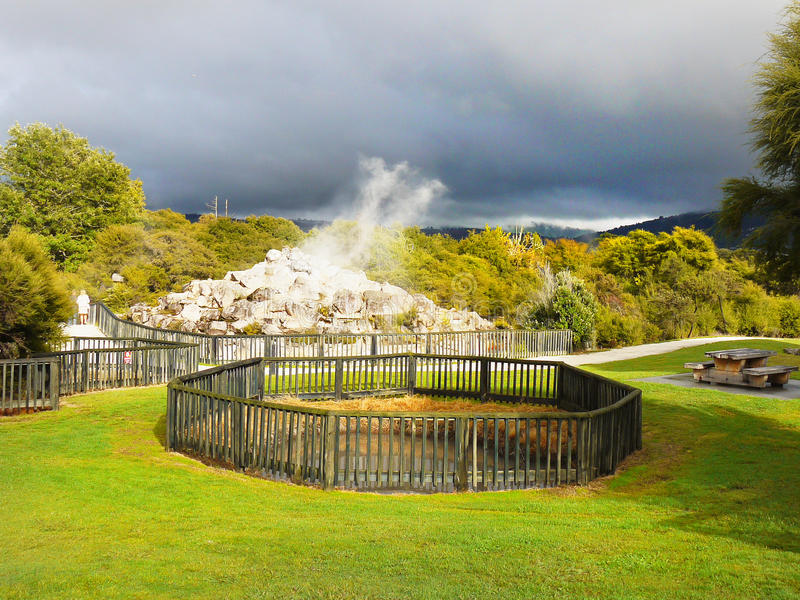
[{"x1": 718, "y1": 295, "x2": 728, "y2": 331}]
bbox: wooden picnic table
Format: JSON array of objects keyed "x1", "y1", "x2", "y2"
[
  {"x1": 704, "y1": 348, "x2": 776, "y2": 372},
  {"x1": 684, "y1": 348, "x2": 796, "y2": 389}
]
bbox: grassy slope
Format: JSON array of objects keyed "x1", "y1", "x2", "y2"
[{"x1": 1, "y1": 340, "x2": 799, "y2": 599}]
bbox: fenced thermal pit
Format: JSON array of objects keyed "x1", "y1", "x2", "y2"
[{"x1": 167, "y1": 355, "x2": 642, "y2": 492}]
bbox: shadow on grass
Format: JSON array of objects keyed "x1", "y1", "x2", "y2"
[
  {"x1": 622, "y1": 391, "x2": 800, "y2": 553},
  {"x1": 153, "y1": 412, "x2": 166, "y2": 449}
]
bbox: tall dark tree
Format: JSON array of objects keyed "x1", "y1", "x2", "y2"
[
  {"x1": 720, "y1": 4, "x2": 800, "y2": 292},
  {"x1": 0, "y1": 123, "x2": 145, "y2": 270}
]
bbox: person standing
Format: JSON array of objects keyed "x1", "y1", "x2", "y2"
[{"x1": 76, "y1": 290, "x2": 91, "y2": 325}]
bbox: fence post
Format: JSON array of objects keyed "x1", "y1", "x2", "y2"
[
  {"x1": 479, "y1": 358, "x2": 489, "y2": 401},
  {"x1": 407, "y1": 355, "x2": 417, "y2": 394},
  {"x1": 370, "y1": 335, "x2": 378, "y2": 356},
  {"x1": 264, "y1": 335, "x2": 273, "y2": 358},
  {"x1": 142, "y1": 349, "x2": 150, "y2": 386},
  {"x1": 556, "y1": 364, "x2": 565, "y2": 405},
  {"x1": 166, "y1": 387, "x2": 174, "y2": 450},
  {"x1": 454, "y1": 417, "x2": 469, "y2": 491},
  {"x1": 323, "y1": 414, "x2": 336, "y2": 490},
  {"x1": 636, "y1": 392, "x2": 643, "y2": 450},
  {"x1": 334, "y1": 359, "x2": 343, "y2": 401},
  {"x1": 232, "y1": 400, "x2": 241, "y2": 468},
  {"x1": 81, "y1": 350, "x2": 89, "y2": 393},
  {"x1": 258, "y1": 360, "x2": 266, "y2": 400},
  {"x1": 134, "y1": 346, "x2": 141, "y2": 387},
  {"x1": 49, "y1": 360, "x2": 59, "y2": 410}
]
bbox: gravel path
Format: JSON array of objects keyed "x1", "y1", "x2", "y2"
[{"x1": 559, "y1": 336, "x2": 772, "y2": 366}]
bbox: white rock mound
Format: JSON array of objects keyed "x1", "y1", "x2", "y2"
[{"x1": 128, "y1": 247, "x2": 494, "y2": 335}]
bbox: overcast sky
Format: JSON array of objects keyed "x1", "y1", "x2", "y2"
[{"x1": 0, "y1": 1, "x2": 790, "y2": 229}]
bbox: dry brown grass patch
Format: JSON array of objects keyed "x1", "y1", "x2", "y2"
[{"x1": 272, "y1": 394, "x2": 562, "y2": 415}]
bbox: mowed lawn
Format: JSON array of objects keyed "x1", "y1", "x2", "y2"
[{"x1": 2, "y1": 341, "x2": 800, "y2": 599}]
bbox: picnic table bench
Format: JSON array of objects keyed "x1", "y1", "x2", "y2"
[{"x1": 684, "y1": 348, "x2": 797, "y2": 389}]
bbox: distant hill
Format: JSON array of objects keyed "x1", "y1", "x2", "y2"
[
  {"x1": 597, "y1": 212, "x2": 717, "y2": 238},
  {"x1": 521, "y1": 222, "x2": 594, "y2": 239},
  {"x1": 291, "y1": 218, "x2": 332, "y2": 232},
  {"x1": 581, "y1": 211, "x2": 763, "y2": 249},
  {"x1": 289, "y1": 212, "x2": 760, "y2": 249}
]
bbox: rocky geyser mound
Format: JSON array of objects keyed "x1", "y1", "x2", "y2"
[{"x1": 128, "y1": 248, "x2": 493, "y2": 335}]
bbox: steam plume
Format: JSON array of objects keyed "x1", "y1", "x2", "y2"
[{"x1": 302, "y1": 156, "x2": 446, "y2": 267}]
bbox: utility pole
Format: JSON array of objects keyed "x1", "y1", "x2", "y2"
[
  {"x1": 225, "y1": 198, "x2": 228, "y2": 218},
  {"x1": 206, "y1": 196, "x2": 218, "y2": 218}
]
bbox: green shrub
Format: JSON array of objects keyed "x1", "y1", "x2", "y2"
[
  {"x1": 526, "y1": 269, "x2": 598, "y2": 348},
  {"x1": 595, "y1": 306, "x2": 645, "y2": 348},
  {"x1": 395, "y1": 306, "x2": 419, "y2": 330},
  {"x1": 494, "y1": 317, "x2": 512, "y2": 330},
  {"x1": 0, "y1": 227, "x2": 72, "y2": 357},
  {"x1": 731, "y1": 283, "x2": 779, "y2": 336},
  {"x1": 777, "y1": 296, "x2": 800, "y2": 337},
  {"x1": 166, "y1": 319, "x2": 184, "y2": 331},
  {"x1": 242, "y1": 322, "x2": 262, "y2": 335}
]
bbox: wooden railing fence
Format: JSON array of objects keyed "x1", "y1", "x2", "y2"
[
  {"x1": 167, "y1": 354, "x2": 641, "y2": 492},
  {"x1": 1, "y1": 337, "x2": 200, "y2": 414},
  {"x1": 36, "y1": 338, "x2": 199, "y2": 396},
  {"x1": 86, "y1": 302, "x2": 573, "y2": 364},
  {"x1": 0, "y1": 358, "x2": 59, "y2": 414}
]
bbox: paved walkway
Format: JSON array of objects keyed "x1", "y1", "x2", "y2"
[
  {"x1": 558, "y1": 336, "x2": 771, "y2": 366},
  {"x1": 62, "y1": 323, "x2": 106, "y2": 338}
]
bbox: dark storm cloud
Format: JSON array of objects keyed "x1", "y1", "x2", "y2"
[{"x1": 0, "y1": 1, "x2": 789, "y2": 227}]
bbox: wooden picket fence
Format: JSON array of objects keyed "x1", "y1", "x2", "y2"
[
  {"x1": 167, "y1": 354, "x2": 641, "y2": 492},
  {"x1": 87, "y1": 302, "x2": 573, "y2": 364}
]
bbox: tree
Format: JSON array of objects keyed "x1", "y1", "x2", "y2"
[
  {"x1": 594, "y1": 230, "x2": 659, "y2": 291},
  {"x1": 0, "y1": 123, "x2": 145, "y2": 270},
  {"x1": 543, "y1": 238, "x2": 590, "y2": 274},
  {"x1": 0, "y1": 227, "x2": 73, "y2": 358},
  {"x1": 719, "y1": 4, "x2": 800, "y2": 292}
]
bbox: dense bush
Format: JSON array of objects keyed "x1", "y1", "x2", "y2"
[
  {"x1": 595, "y1": 306, "x2": 645, "y2": 348},
  {"x1": 0, "y1": 227, "x2": 72, "y2": 358},
  {"x1": 363, "y1": 225, "x2": 543, "y2": 322},
  {"x1": 777, "y1": 296, "x2": 800, "y2": 337},
  {"x1": 525, "y1": 269, "x2": 599, "y2": 348}
]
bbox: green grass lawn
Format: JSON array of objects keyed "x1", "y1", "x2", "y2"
[{"x1": 2, "y1": 340, "x2": 800, "y2": 599}]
